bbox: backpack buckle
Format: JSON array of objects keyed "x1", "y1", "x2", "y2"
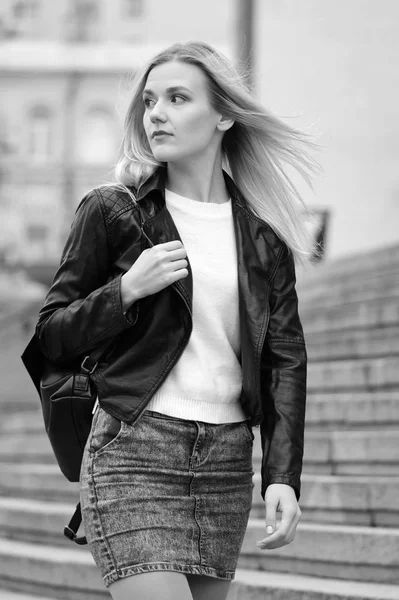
[
  {"x1": 63, "y1": 525, "x2": 76, "y2": 541},
  {"x1": 81, "y1": 356, "x2": 98, "y2": 375},
  {"x1": 64, "y1": 525, "x2": 87, "y2": 545}
]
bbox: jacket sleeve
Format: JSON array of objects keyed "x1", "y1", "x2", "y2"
[
  {"x1": 35, "y1": 189, "x2": 139, "y2": 364},
  {"x1": 260, "y1": 245, "x2": 307, "y2": 501}
]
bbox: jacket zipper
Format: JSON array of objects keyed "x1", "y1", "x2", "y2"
[
  {"x1": 141, "y1": 224, "x2": 193, "y2": 317},
  {"x1": 252, "y1": 299, "x2": 270, "y2": 427},
  {"x1": 129, "y1": 226, "x2": 193, "y2": 423},
  {"x1": 132, "y1": 324, "x2": 192, "y2": 423}
]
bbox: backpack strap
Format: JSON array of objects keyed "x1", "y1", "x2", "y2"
[
  {"x1": 64, "y1": 502, "x2": 87, "y2": 545},
  {"x1": 21, "y1": 332, "x2": 114, "y2": 400},
  {"x1": 79, "y1": 337, "x2": 113, "y2": 376},
  {"x1": 62, "y1": 344, "x2": 114, "y2": 545}
]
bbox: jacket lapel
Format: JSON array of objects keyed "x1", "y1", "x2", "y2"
[
  {"x1": 142, "y1": 202, "x2": 193, "y2": 314},
  {"x1": 133, "y1": 167, "x2": 280, "y2": 327}
]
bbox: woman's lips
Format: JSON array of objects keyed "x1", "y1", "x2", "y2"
[{"x1": 152, "y1": 131, "x2": 172, "y2": 139}]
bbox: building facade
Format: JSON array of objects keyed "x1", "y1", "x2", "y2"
[
  {"x1": 0, "y1": 0, "x2": 231, "y2": 265},
  {"x1": 1, "y1": 0, "x2": 398, "y2": 264}
]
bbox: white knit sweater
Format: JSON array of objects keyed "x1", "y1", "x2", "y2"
[{"x1": 145, "y1": 188, "x2": 247, "y2": 423}]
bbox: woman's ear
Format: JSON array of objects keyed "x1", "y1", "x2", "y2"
[{"x1": 216, "y1": 114, "x2": 235, "y2": 132}]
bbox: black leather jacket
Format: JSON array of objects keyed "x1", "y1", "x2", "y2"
[{"x1": 36, "y1": 168, "x2": 307, "y2": 501}]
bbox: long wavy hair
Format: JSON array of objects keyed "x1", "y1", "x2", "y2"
[{"x1": 113, "y1": 41, "x2": 320, "y2": 263}]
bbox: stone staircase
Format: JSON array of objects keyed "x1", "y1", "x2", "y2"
[{"x1": 1, "y1": 244, "x2": 399, "y2": 599}]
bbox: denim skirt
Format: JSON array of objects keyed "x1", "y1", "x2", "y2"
[{"x1": 79, "y1": 405, "x2": 255, "y2": 588}]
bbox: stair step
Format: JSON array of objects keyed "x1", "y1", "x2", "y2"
[
  {"x1": 2, "y1": 391, "x2": 399, "y2": 437},
  {"x1": 306, "y1": 326, "x2": 399, "y2": 361},
  {"x1": 301, "y1": 291, "x2": 399, "y2": 320},
  {"x1": 0, "y1": 538, "x2": 106, "y2": 600},
  {"x1": 305, "y1": 390, "x2": 399, "y2": 428},
  {"x1": 0, "y1": 498, "x2": 398, "y2": 583},
  {"x1": 1, "y1": 425, "x2": 398, "y2": 475},
  {"x1": 1, "y1": 535, "x2": 398, "y2": 600},
  {"x1": 241, "y1": 519, "x2": 399, "y2": 584},
  {"x1": 299, "y1": 270, "x2": 399, "y2": 303},
  {"x1": 307, "y1": 356, "x2": 399, "y2": 391},
  {"x1": 252, "y1": 429, "x2": 399, "y2": 475},
  {"x1": 0, "y1": 533, "x2": 398, "y2": 600},
  {"x1": 0, "y1": 412, "x2": 48, "y2": 434},
  {"x1": 0, "y1": 497, "x2": 84, "y2": 548},
  {"x1": 301, "y1": 296, "x2": 399, "y2": 333},
  {"x1": 232, "y1": 568, "x2": 399, "y2": 600},
  {"x1": 251, "y1": 473, "x2": 399, "y2": 527},
  {"x1": 298, "y1": 243, "x2": 399, "y2": 282},
  {"x1": 3, "y1": 390, "x2": 399, "y2": 440},
  {"x1": 298, "y1": 266, "x2": 399, "y2": 296},
  {"x1": 0, "y1": 433, "x2": 57, "y2": 464},
  {"x1": 0, "y1": 464, "x2": 79, "y2": 502},
  {"x1": 1, "y1": 465, "x2": 398, "y2": 527},
  {"x1": 299, "y1": 272, "x2": 399, "y2": 307},
  {"x1": 0, "y1": 591, "x2": 57, "y2": 600}
]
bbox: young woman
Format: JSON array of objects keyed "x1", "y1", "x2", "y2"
[{"x1": 35, "y1": 41, "x2": 318, "y2": 600}]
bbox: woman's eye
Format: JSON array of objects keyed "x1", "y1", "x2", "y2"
[
  {"x1": 143, "y1": 98, "x2": 155, "y2": 108},
  {"x1": 171, "y1": 95, "x2": 185, "y2": 104}
]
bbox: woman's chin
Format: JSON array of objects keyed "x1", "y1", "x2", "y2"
[{"x1": 151, "y1": 148, "x2": 183, "y2": 163}]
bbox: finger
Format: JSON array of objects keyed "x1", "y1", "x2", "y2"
[
  {"x1": 259, "y1": 506, "x2": 296, "y2": 545},
  {"x1": 261, "y1": 521, "x2": 298, "y2": 550},
  {"x1": 268, "y1": 512, "x2": 300, "y2": 549},
  {"x1": 174, "y1": 268, "x2": 189, "y2": 280},
  {"x1": 168, "y1": 248, "x2": 188, "y2": 261},
  {"x1": 258, "y1": 508, "x2": 299, "y2": 549},
  {"x1": 258, "y1": 529, "x2": 293, "y2": 549},
  {"x1": 265, "y1": 496, "x2": 278, "y2": 537},
  {"x1": 287, "y1": 506, "x2": 301, "y2": 537},
  {"x1": 170, "y1": 259, "x2": 188, "y2": 272},
  {"x1": 160, "y1": 240, "x2": 185, "y2": 251},
  {"x1": 257, "y1": 495, "x2": 278, "y2": 548}
]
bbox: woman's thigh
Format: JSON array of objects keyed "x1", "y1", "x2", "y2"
[
  {"x1": 187, "y1": 574, "x2": 232, "y2": 600},
  {"x1": 108, "y1": 571, "x2": 193, "y2": 600}
]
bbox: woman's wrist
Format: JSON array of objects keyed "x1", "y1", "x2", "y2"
[{"x1": 121, "y1": 273, "x2": 139, "y2": 311}]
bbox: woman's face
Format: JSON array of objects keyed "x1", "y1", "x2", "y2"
[{"x1": 142, "y1": 60, "x2": 225, "y2": 163}]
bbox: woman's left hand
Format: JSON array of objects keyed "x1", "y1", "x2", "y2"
[{"x1": 256, "y1": 483, "x2": 301, "y2": 550}]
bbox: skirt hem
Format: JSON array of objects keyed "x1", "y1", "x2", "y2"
[{"x1": 103, "y1": 562, "x2": 236, "y2": 587}]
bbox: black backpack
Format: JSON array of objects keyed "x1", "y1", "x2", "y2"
[{"x1": 21, "y1": 334, "x2": 112, "y2": 544}]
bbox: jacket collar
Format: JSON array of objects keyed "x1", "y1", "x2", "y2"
[
  {"x1": 135, "y1": 166, "x2": 247, "y2": 212},
  {"x1": 136, "y1": 167, "x2": 167, "y2": 203}
]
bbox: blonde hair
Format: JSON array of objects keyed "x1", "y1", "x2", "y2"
[{"x1": 114, "y1": 41, "x2": 320, "y2": 263}]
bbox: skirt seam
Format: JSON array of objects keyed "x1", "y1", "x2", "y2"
[{"x1": 90, "y1": 452, "x2": 119, "y2": 577}]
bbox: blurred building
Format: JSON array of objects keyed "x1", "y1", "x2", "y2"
[
  {"x1": 0, "y1": 0, "x2": 231, "y2": 265},
  {"x1": 0, "y1": 0, "x2": 398, "y2": 266},
  {"x1": 255, "y1": 0, "x2": 399, "y2": 259}
]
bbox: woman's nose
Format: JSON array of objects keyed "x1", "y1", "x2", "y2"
[{"x1": 149, "y1": 102, "x2": 167, "y2": 123}]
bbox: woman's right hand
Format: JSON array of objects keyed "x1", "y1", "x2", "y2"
[{"x1": 120, "y1": 240, "x2": 188, "y2": 310}]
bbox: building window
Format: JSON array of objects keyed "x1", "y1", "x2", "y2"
[
  {"x1": 28, "y1": 105, "x2": 52, "y2": 162},
  {"x1": 1, "y1": 0, "x2": 39, "y2": 39},
  {"x1": 123, "y1": 0, "x2": 143, "y2": 19},
  {"x1": 65, "y1": 0, "x2": 100, "y2": 43},
  {"x1": 77, "y1": 106, "x2": 117, "y2": 164}
]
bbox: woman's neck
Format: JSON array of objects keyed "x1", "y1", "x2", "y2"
[{"x1": 165, "y1": 153, "x2": 230, "y2": 204}]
